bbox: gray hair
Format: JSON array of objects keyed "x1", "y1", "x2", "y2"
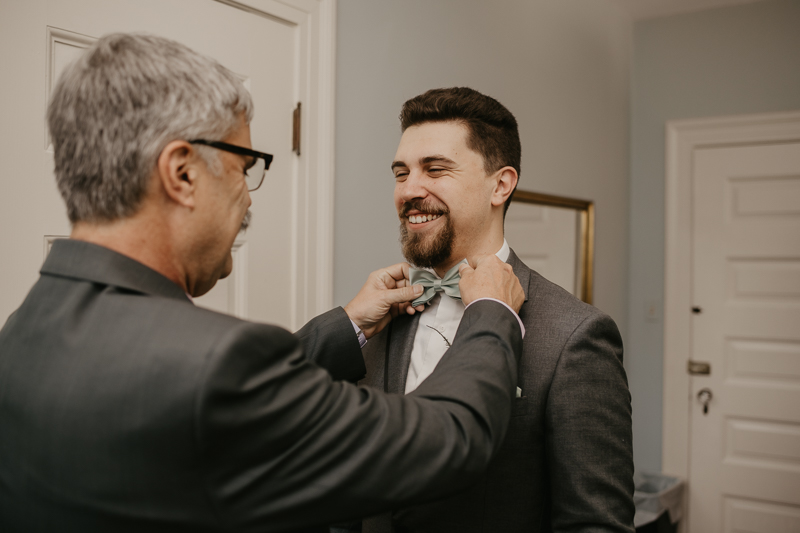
[{"x1": 47, "y1": 33, "x2": 254, "y2": 223}]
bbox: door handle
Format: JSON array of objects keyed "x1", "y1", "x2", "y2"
[
  {"x1": 688, "y1": 360, "x2": 711, "y2": 375},
  {"x1": 697, "y1": 388, "x2": 713, "y2": 415}
]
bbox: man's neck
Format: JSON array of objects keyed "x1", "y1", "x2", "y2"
[
  {"x1": 433, "y1": 235, "x2": 507, "y2": 278},
  {"x1": 70, "y1": 212, "x2": 188, "y2": 292}
]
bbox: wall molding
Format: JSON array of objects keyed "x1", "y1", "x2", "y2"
[
  {"x1": 43, "y1": 235, "x2": 68, "y2": 258},
  {"x1": 45, "y1": 26, "x2": 96, "y2": 149}
]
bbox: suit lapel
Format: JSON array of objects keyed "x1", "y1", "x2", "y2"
[
  {"x1": 385, "y1": 312, "x2": 420, "y2": 394},
  {"x1": 507, "y1": 248, "x2": 532, "y2": 302}
]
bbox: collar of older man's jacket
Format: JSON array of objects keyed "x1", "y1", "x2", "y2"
[{"x1": 41, "y1": 239, "x2": 190, "y2": 302}]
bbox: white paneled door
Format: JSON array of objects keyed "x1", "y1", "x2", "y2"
[
  {"x1": 0, "y1": 0, "x2": 335, "y2": 330},
  {"x1": 688, "y1": 142, "x2": 800, "y2": 533}
]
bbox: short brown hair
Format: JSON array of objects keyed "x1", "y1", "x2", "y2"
[{"x1": 399, "y1": 87, "x2": 520, "y2": 213}]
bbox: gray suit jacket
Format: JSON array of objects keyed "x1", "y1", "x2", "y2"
[
  {"x1": 359, "y1": 250, "x2": 635, "y2": 533},
  {"x1": 0, "y1": 239, "x2": 523, "y2": 533}
]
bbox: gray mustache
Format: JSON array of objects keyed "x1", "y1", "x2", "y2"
[{"x1": 240, "y1": 210, "x2": 252, "y2": 232}]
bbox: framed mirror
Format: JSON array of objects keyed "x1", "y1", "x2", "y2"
[{"x1": 506, "y1": 190, "x2": 594, "y2": 304}]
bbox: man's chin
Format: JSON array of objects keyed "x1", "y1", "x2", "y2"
[
  {"x1": 219, "y1": 252, "x2": 234, "y2": 279},
  {"x1": 400, "y1": 234, "x2": 453, "y2": 269}
]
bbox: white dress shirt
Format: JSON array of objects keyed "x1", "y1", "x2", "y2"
[{"x1": 405, "y1": 240, "x2": 511, "y2": 394}]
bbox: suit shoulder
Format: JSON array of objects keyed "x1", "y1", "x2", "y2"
[
  {"x1": 110, "y1": 291, "x2": 297, "y2": 367},
  {"x1": 522, "y1": 264, "x2": 595, "y2": 314},
  {"x1": 183, "y1": 304, "x2": 295, "y2": 352},
  {"x1": 516, "y1": 263, "x2": 619, "y2": 338},
  {"x1": 133, "y1": 292, "x2": 286, "y2": 334}
]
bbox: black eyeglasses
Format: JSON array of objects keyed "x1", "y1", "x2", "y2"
[{"x1": 189, "y1": 140, "x2": 273, "y2": 191}]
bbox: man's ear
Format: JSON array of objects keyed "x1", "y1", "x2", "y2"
[
  {"x1": 156, "y1": 140, "x2": 199, "y2": 209},
  {"x1": 490, "y1": 167, "x2": 518, "y2": 207}
]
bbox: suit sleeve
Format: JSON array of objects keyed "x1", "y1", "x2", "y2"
[
  {"x1": 196, "y1": 300, "x2": 522, "y2": 532},
  {"x1": 547, "y1": 311, "x2": 635, "y2": 533},
  {"x1": 295, "y1": 306, "x2": 366, "y2": 382}
]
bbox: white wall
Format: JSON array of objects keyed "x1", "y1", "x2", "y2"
[
  {"x1": 629, "y1": 0, "x2": 800, "y2": 472},
  {"x1": 334, "y1": 0, "x2": 632, "y2": 341}
]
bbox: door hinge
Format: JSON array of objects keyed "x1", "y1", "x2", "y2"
[
  {"x1": 292, "y1": 102, "x2": 301, "y2": 156},
  {"x1": 687, "y1": 360, "x2": 711, "y2": 375}
]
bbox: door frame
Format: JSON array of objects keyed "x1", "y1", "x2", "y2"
[
  {"x1": 662, "y1": 110, "x2": 800, "y2": 495},
  {"x1": 216, "y1": 0, "x2": 337, "y2": 329}
]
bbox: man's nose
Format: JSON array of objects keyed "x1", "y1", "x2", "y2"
[{"x1": 397, "y1": 170, "x2": 428, "y2": 201}]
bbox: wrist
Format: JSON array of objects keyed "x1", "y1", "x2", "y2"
[
  {"x1": 343, "y1": 303, "x2": 358, "y2": 325},
  {"x1": 349, "y1": 319, "x2": 367, "y2": 348}
]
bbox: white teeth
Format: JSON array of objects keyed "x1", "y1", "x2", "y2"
[{"x1": 409, "y1": 214, "x2": 440, "y2": 224}]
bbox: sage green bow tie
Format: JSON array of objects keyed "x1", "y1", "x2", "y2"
[{"x1": 409, "y1": 262, "x2": 464, "y2": 307}]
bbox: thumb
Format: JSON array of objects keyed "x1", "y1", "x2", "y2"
[
  {"x1": 383, "y1": 284, "x2": 423, "y2": 304},
  {"x1": 470, "y1": 254, "x2": 494, "y2": 269},
  {"x1": 458, "y1": 263, "x2": 474, "y2": 275}
]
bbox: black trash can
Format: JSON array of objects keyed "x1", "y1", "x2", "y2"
[{"x1": 634, "y1": 472, "x2": 684, "y2": 533}]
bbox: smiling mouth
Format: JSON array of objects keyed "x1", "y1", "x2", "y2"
[{"x1": 407, "y1": 213, "x2": 442, "y2": 225}]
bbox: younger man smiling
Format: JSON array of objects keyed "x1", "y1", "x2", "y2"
[{"x1": 359, "y1": 88, "x2": 635, "y2": 533}]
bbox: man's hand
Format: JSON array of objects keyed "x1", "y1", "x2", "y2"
[
  {"x1": 344, "y1": 263, "x2": 424, "y2": 339},
  {"x1": 458, "y1": 255, "x2": 525, "y2": 312}
]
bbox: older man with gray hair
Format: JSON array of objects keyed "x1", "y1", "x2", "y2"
[{"x1": 0, "y1": 33, "x2": 526, "y2": 532}]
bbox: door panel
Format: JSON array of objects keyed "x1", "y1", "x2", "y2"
[
  {"x1": 724, "y1": 497, "x2": 800, "y2": 533},
  {"x1": 689, "y1": 142, "x2": 800, "y2": 532}
]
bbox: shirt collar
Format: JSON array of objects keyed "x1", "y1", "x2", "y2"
[{"x1": 496, "y1": 238, "x2": 510, "y2": 263}]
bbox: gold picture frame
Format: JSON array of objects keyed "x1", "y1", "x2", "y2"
[{"x1": 510, "y1": 190, "x2": 595, "y2": 304}]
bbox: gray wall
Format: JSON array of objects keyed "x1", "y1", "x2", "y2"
[
  {"x1": 628, "y1": 0, "x2": 800, "y2": 472},
  {"x1": 334, "y1": 0, "x2": 632, "y2": 339}
]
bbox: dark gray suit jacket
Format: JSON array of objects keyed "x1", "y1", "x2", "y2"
[
  {"x1": 0, "y1": 239, "x2": 523, "y2": 533},
  {"x1": 359, "y1": 250, "x2": 635, "y2": 533}
]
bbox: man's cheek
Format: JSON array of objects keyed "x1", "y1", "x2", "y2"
[{"x1": 393, "y1": 193, "x2": 404, "y2": 214}]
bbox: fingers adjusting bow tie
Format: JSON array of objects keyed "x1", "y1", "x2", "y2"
[{"x1": 409, "y1": 261, "x2": 464, "y2": 307}]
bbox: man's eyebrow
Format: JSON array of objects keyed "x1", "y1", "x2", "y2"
[
  {"x1": 391, "y1": 160, "x2": 407, "y2": 171},
  {"x1": 420, "y1": 155, "x2": 456, "y2": 166}
]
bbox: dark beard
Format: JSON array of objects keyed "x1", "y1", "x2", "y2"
[{"x1": 399, "y1": 213, "x2": 455, "y2": 268}]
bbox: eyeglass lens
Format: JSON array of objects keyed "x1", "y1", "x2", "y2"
[{"x1": 245, "y1": 157, "x2": 267, "y2": 191}]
